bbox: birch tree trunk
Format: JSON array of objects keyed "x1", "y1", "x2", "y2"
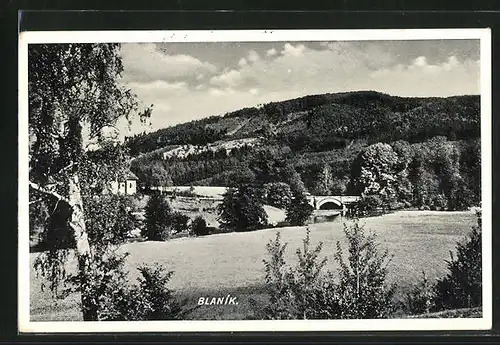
[{"x1": 68, "y1": 172, "x2": 97, "y2": 321}]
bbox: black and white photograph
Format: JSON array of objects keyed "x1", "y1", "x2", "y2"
[{"x1": 18, "y1": 29, "x2": 492, "y2": 332}]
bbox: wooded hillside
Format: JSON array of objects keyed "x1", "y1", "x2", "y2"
[{"x1": 127, "y1": 91, "x2": 480, "y2": 211}]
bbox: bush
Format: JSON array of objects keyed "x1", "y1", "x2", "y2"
[
  {"x1": 143, "y1": 193, "x2": 173, "y2": 240},
  {"x1": 262, "y1": 221, "x2": 397, "y2": 320},
  {"x1": 357, "y1": 194, "x2": 384, "y2": 213},
  {"x1": 334, "y1": 220, "x2": 396, "y2": 319},
  {"x1": 191, "y1": 216, "x2": 209, "y2": 236},
  {"x1": 405, "y1": 271, "x2": 437, "y2": 315},
  {"x1": 84, "y1": 194, "x2": 136, "y2": 246},
  {"x1": 171, "y1": 212, "x2": 190, "y2": 233},
  {"x1": 285, "y1": 190, "x2": 314, "y2": 226},
  {"x1": 430, "y1": 194, "x2": 448, "y2": 211},
  {"x1": 98, "y1": 261, "x2": 183, "y2": 320},
  {"x1": 434, "y1": 210, "x2": 482, "y2": 310},
  {"x1": 262, "y1": 229, "x2": 339, "y2": 319}
]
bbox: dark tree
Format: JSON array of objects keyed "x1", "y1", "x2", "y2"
[
  {"x1": 218, "y1": 186, "x2": 268, "y2": 232},
  {"x1": 434, "y1": 211, "x2": 482, "y2": 310},
  {"x1": 191, "y1": 216, "x2": 209, "y2": 236},
  {"x1": 144, "y1": 194, "x2": 173, "y2": 240},
  {"x1": 285, "y1": 190, "x2": 314, "y2": 226}
]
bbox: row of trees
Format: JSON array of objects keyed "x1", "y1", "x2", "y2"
[
  {"x1": 349, "y1": 137, "x2": 480, "y2": 211},
  {"x1": 124, "y1": 117, "x2": 227, "y2": 155},
  {"x1": 143, "y1": 193, "x2": 208, "y2": 240},
  {"x1": 131, "y1": 134, "x2": 480, "y2": 212}
]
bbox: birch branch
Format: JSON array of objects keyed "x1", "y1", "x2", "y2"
[
  {"x1": 28, "y1": 198, "x2": 44, "y2": 205},
  {"x1": 29, "y1": 181, "x2": 71, "y2": 205}
]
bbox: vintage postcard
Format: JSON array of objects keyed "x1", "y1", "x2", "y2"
[{"x1": 18, "y1": 29, "x2": 492, "y2": 332}]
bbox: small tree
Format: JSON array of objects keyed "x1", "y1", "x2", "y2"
[
  {"x1": 191, "y1": 216, "x2": 209, "y2": 236},
  {"x1": 143, "y1": 193, "x2": 173, "y2": 240},
  {"x1": 334, "y1": 220, "x2": 396, "y2": 319},
  {"x1": 96, "y1": 260, "x2": 182, "y2": 321},
  {"x1": 355, "y1": 194, "x2": 384, "y2": 216},
  {"x1": 285, "y1": 190, "x2": 314, "y2": 226},
  {"x1": 218, "y1": 186, "x2": 268, "y2": 232},
  {"x1": 313, "y1": 163, "x2": 334, "y2": 195},
  {"x1": 262, "y1": 229, "x2": 339, "y2": 320},
  {"x1": 405, "y1": 271, "x2": 437, "y2": 315},
  {"x1": 262, "y1": 232, "x2": 293, "y2": 319},
  {"x1": 434, "y1": 210, "x2": 482, "y2": 310}
]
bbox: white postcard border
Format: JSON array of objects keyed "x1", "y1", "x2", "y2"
[{"x1": 18, "y1": 28, "x2": 492, "y2": 333}]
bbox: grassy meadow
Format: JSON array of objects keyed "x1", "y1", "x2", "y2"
[{"x1": 30, "y1": 210, "x2": 476, "y2": 321}]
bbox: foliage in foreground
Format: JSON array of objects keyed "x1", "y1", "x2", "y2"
[
  {"x1": 262, "y1": 220, "x2": 396, "y2": 319},
  {"x1": 404, "y1": 210, "x2": 482, "y2": 315},
  {"x1": 334, "y1": 221, "x2": 397, "y2": 319},
  {"x1": 435, "y1": 210, "x2": 482, "y2": 310},
  {"x1": 98, "y1": 261, "x2": 183, "y2": 321}
]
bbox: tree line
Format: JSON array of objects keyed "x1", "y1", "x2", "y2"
[{"x1": 131, "y1": 135, "x2": 480, "y2": 212}]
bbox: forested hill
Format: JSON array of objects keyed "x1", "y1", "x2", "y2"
[
  {"x1": 128, "y1": 90, "x2": 480, "y2": 211},
  {"x1": 124, "y1": 91, "x2": 480, "y2": 156}
]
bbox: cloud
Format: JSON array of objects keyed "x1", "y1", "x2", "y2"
[
  {"x1": 127, "y1": 80, "x2": 189, "y2": 92},
  {"x1": 120, "y1": 43, "x2": 217, "y2": 83},
  {"x1": 118, "y1": 41, "x2": 480, "y2": 136},
  {"x1": 370, "y1": 55, "x2": 479, "y2": 96},
  {"x1": 248, "y1": 50, "x2": 260, "y2": 63},
  {"x1": 238, "y1": 57, "x2": 247, "y2": 66},
  {"x1": 266, "y1": 48, "x2": 277, "y2": 56},
  {"x1": 281, "y1": 43, "x2": 306, "y2": 57},
  {"x1": 209, "y1": 69, "x2": 246, "y2": 88},
  {"x1": 413, "y1": 56, "x2": 427, "y2": 68}
]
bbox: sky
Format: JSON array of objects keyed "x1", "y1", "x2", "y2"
[{"x1": 116, "y1": 39, "x2": 480, "y2": 137}]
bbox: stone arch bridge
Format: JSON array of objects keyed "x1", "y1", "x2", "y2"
[{"x1": 306, "y1": 195, "x2": 361, "y2": 215}]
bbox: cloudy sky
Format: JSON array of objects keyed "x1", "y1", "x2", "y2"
[{"x1": 117, "y1": 39, "x2": 480, "y2": 136}]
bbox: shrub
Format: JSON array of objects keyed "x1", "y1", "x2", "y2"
[
  {"x1": 262, "y1": 229, "x2": 339, "y2": 319},
  {"x1": 191, "y1": 216, "x2": 209, "y2": 236},
  {"x1": 334, "y1": 220, "x2": 396, "y2": 319},
  {"x1": 405, "y1": 271, "x2": 437, "y2": 315},
  {"x1": 97, "y1": 261, "x2": 183, "y2": 320},
  {"x1": 84, "y1": 194, "x2": 137, "y2": 246},
  {"x1": 262, "y1": 232, "x2": 293, "y2": 319},
  {"x1": 434, "y1": 210, "x2": 482, "y2": 310},
  {"x1": 430, "y1": 194, "x2": 448, "y2": 211},
  {"x1": 262, "y1": 221, "x2": 397, "y2": 320},
  {"x1": 285, "y1": 190, "x2": 314, "y2": 226},
  {"x1": 171, "y1": 212, "x2": 190, "y2": 233},
  {"x1": 357, "y1": 194, "x2": 384, "y2": 213},
  {"x1": 143, "y1": 193, "x2": 173, "y2": 240}
]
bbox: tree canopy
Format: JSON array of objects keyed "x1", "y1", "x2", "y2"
[{"x1": 28, "y1": 43, "x2": 149, "y2": 321}]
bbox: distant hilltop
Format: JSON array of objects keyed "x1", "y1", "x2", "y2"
[{"x1": 125, "y1": 90, "x2": 479, "y2": 157}]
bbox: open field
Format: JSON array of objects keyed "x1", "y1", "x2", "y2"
[{"x1": 29, "y1": 211, "x2": 477, "y2": 321}]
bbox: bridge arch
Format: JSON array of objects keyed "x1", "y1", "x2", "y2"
[{"x1": 316, "y1": 197, "x2": 344, "y2": 210}]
